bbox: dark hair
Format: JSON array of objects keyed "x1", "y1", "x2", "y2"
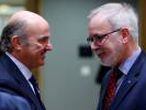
[{"x1": 0, "y1": 21, "x2": 27, "y2": 54}]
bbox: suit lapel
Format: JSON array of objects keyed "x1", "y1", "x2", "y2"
[
  {"x1": 111, "y1": 51, "x2": 146, "y2": 110},
  {"x1": 111, "y1": 74, "x2": 138, "y2": 110},
  {"x1": 0, "y1": 54, "x2": 44, "y2": 110}
]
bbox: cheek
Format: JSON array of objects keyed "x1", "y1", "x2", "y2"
[
  {"x1": 103, "y1": 42, "x2": 115, "y2": 54},
  {"x1": 29, "y1": 43, "x2": 43, "y2": 52},
  {"x1": 108, "y1": 38, "x2": 123, "y2": 52},
  {"x1": 102, "y1": 42, "x2": 121, "y2": 61},
  {"x1": 110, "y1": 42, "x2": 124, "y2": 64}
]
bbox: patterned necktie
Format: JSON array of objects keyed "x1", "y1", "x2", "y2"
[
  {"x1": 29, "y1": 76, "x2": 46, "y2": 110},
  {"x1": 103, "y1": 68, "x2": 122, "y2": 110},
  {"x1": 29, "y1": 76, "x2": 41, "y2": 99}
]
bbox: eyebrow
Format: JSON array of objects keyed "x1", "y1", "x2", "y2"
[{"x1": 37, "y1": 35, "x2": 50, "y2": 39}]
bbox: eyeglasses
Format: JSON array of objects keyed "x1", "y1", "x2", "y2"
[{"x1": 87, "y1": 28, "x2": 121, "y2": 44}]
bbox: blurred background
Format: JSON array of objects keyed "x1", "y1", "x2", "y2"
[{"x1": 0, "y1": 0, "x2": 145, "y2": 110}]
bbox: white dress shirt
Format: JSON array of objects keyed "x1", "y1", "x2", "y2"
[
  {"x1": 116, "y1": 47, "x2": 141, "y2": 92},
  {"x1": 6, "y1": 52, "x2": 35, "y2": 94}
]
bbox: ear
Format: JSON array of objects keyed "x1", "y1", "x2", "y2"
[
  {"x1": 121, "y1": 28, "x2": 130, "y2": 43},
  {"x1": 11, "y1": 36, "x2": 22, "y2": 50}
]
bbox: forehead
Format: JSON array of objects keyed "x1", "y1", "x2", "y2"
[
  {"x1": 26, "y1": 21, "x2": 51, "y2": 37},
  {"x1": 88, "y1": 14, "x2": 112, "y2": 34},
  {"x1": 27, "y1": 35, "x2": 50, "y2": 42}
]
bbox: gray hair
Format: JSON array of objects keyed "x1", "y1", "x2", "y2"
[
  {"x1": 0, "y1": 21, "x2": 27, "y2": 53},
  {"x1": 88, "y1": 3, "x2": 139, "y2": 43}
]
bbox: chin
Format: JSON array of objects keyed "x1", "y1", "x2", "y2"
[
  {"x1": 33, "y1": 62, "x2": 44, "y2": 69},
  {"x1": 39, "y1": 61, "x2": 45, "y2": 66},
  {"x1": 101, "y1": 62, "x2": 112, "y2": 67},
  {"x1": 100, "y1": 59, "x2": 114, "y2": 67}
]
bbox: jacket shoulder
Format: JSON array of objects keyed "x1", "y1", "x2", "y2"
[{"x1": 0, "y1": 91, "x2": 31, "y2": 110}]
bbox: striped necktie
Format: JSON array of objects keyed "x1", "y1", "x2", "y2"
[
  {"x1": 29, "y1": 76, "x2": 40, "y2": 99},
  {"x1": 103, "y1": 68, "x2": 122, "y2": 110}
]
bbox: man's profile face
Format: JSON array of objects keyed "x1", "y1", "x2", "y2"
[
  {"x1": 88, "y1": 15, "x2": 124, "y2": 67},
  {"x1": 20, "y1": 23, "x2": 53, "y2": 69}
]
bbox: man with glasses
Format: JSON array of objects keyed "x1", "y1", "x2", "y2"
[{"x1": 87, "y1": 2, "x2": 146, "y2": 110}]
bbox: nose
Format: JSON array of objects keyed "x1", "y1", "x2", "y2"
[
  {"x1": 91, "y1": 42, "x2": 96, "y2": 50},
  {"x1": 45, "y1": 43, "x2": 53, "y2": 51},
  {"x1": 90, "y1": 42, "x2": 101, "y2": 50}
]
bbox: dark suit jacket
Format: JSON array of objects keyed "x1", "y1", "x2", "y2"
[
  {"x1": 0, "y1": 91, "x2": 31, "y2": 110},
  {"x1": 0, "y1": 53, "x2": 45, "y2": 110},
  {"x1": 97, "y1": 51, "x2": 146, "y2": 110}
]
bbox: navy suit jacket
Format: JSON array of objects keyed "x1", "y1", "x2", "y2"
[
  {"x1": 0, "y1": 53, "x2": 45, "y2": 110},
  {"x1": 0, "y1": 91, "x2": 31, "y2": 110},
  {"x1": 97, "y1": 51, "x2": 146, "y2": 110}
]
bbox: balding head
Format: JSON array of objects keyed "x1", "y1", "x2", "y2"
[
  {"x1": 9, "y1": 11, "x2": 48, "y2": 25},
  {"x1": 9, "y1": 11, "x2": 49, "y2": 34},
  {"x1": 0, "y1": 11, "x2": 50, "y2": 53}
]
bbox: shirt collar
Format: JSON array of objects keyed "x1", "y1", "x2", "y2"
[
  {"x1": 5, "y1": 52, "x2": 32, "y2": 80},
  {"x1": 119, "y1": 47, "x2": 141, "y2": 75}
]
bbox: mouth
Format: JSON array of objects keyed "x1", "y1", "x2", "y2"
[
  {"x1": 95, "y1": 50, "x2": 106, "y2": 59},
  {"x1": 40, "y1": 51, "x2": 46, "y2": 60},
  {"x1": 98, "y1": 53, "x2": 105, "y2": 59},
  {"x1": 42, "y1": 55, "x2": 45, "y2": 60}
]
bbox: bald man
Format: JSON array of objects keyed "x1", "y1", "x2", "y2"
[{"x1": 0, "y1": 11, "x2": 53, "y2": 110}]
